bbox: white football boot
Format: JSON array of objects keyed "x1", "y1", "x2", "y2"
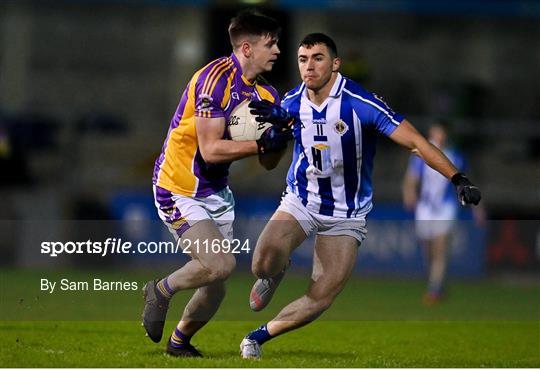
[{"x1": 240, "y1": 337, "x2": 262, "y2": 359}]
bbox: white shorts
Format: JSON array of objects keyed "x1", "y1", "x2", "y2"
[
  {"x1": 415, "y1": 202, "x2": 456, "y2": 240},
  {"x1": 277, "y1": 189, "x2": 367, "y2": 244},
  {"x1": 153, "y1": 185, "x2": 234, "y2": 240},
  {"x1": 415, "y1": 220, "x2": 455, "y2": 240}
]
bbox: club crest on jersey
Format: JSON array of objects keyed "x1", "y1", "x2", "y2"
[
  {"x1": 334, "y1": 119, "x2": 349, "y2": 135},
  {"x1": 197, "y1": 94, "x2": 213, "y2": 111}
]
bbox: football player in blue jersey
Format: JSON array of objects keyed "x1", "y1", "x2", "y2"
[
  {"x1": 403, "y1": 120, "x2": 486, "y2": 304},
  {"x1": 240, "y1": 33, "x2": 481, "y2": 359}
]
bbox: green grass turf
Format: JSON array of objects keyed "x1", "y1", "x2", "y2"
[
  {"x1": 1, "y1": 268, "x2": 539, "y2": 367},
  {"x1": 1, "y1": 321, "x2": 538, "y2": 367}
]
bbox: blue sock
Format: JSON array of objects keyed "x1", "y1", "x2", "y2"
[{"x1": 246, "y1": 324, "x2": 272, "y2": 345}]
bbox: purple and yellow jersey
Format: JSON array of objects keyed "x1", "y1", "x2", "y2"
[{"x1": 152, "y1": 53, "x2": 279, "y2": 197}]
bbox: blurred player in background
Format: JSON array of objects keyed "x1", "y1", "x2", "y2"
[
  {"x1": 142, "y1": 10, "x2": 291, "y2": 357},
  {"x1": 402, "y1": 120, "x2": 486, "y2": 304},
  {"x1": 240, "y1": 33, "x2": 482, "y2": 359}
]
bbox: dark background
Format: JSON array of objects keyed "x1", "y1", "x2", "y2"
[{"x1": 0, "y1": 0, "x2": 538, "y2": 275}]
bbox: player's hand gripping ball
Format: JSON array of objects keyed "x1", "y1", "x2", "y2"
[
  {"x1": 227, "y1": 99, "x2": 273, "y2": 141},
  {"x1": 248, "y1": 99, "x2": 295, "y2": 129},
  {"x1": 451, "y1": 173, "x2": 482, "y2": 205}
]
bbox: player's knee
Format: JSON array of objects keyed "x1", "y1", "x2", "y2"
[
  {"x1": 206, "y1": 254, "x2": 236, "y2": 282},
  {"x1": 252, "y1": 256, "x2": 280, "y2": 279},
  {"x1": 252, "y1": 242, "x2": 286, "y2": 278}
]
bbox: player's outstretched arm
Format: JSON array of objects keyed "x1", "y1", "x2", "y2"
[
  {"x1": 390, "y1": 120, "x2": 457, "y2": 178},
  {"x1": 196, "y1": 116, "x2": 258, "y2": 164},
  {"x1": 390, "y1": 119, "x2": 481, "y2": 205}
]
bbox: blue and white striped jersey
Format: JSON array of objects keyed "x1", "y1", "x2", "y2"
[
  {"x1": 282, "y1": 73, "x2": 404, "y2": 218},
  {"x1": 407, "y1": 147, "x2": 465, "y2": 220}
]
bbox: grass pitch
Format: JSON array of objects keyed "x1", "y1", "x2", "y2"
[{"x1": 0, "y1": 269, "x2": 539, "y2": 367}]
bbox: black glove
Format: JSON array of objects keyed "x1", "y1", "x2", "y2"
[
  {"x1": 249, "y1": 99, "x2": 295, "y2": 129},
  {"x1": 256, "y1": 125, "x2": 293, "y2": 154},
  {"x1": 451, "y1": 172, "x2": 481, "y2": 206}
]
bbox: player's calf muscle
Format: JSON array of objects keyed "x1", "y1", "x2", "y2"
[{"x1": 305, "y1": 294, "x2": 334, "y2": 314}]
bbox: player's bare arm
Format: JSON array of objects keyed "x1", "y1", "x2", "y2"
[
  {"x1": 196, "y1": 116, "x2": 258, "y2": 164},
  {"x1": 390, "y1": 119, "x2": 458, "y2": 179},
  {"x1": 390, "y1": 119, "x2": 481, "y2": 205}
]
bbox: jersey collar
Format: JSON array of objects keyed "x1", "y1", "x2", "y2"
[{"x1": 329, "y1": 73, "x2": 345, "y2": 98}]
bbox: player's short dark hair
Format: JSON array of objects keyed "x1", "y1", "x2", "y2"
[
  {"x1": 299, "y1": 33, "x2": 338, "y2": 58},
  {"x1": 228, "y1": 10, "x2": 281, "y2": 49}
]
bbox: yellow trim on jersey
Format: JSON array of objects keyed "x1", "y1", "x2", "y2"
[
  {"x1": 202, "y1": 59, "x2": 233, "y2": 118},
  {"x1": 157, "y1": 57, "x2": 277, "y2": 197},
  {"x1": 171, "y1": 217, "x2": 187, "y2": 230},
  {"x1": 207, "y1": 60, "x2": 233, "y2": 97},
  {"x1": 201, "y1": 58, "x2": 229, "y2": 96},
  {"x1": 241, "y1": 74, "x2": 255, "y2": 86},
  {"x1": 203, "y1": 59, "x2": 233, "y2": 97},
  {"x1": 221, "y1": 67, "x2": 238, "y2": 108},
  {"x1": 255, "y1": 84, "x2": 277, "y2": 103},
  {"x1": 156, "y1": 70, "x2": 202, "y2": 196}
]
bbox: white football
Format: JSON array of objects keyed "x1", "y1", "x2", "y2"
[{"x1": 227, "y1": 99, "x2": 272, "y2": 141}]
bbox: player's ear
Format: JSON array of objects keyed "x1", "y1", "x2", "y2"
[
  {"x1": 241, "y1": 41, "x2": 251, "y2": 58},
  {"x1": 332, "y1": 57, "x2": 341, "y2": 72}
]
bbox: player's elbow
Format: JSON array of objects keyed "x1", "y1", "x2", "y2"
[
  {"x1": 201, "y1": 153, "x2": 220, "y2": 165},
  {"x1": 199, "y1": 144, "x2": 221, "y2": 165},
  {"x1": 411, "y1": 135, "x2": 436, "y2": 159},
  {"x1": 410, "y1": 147, "x2": 420, "y2": 157}
]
